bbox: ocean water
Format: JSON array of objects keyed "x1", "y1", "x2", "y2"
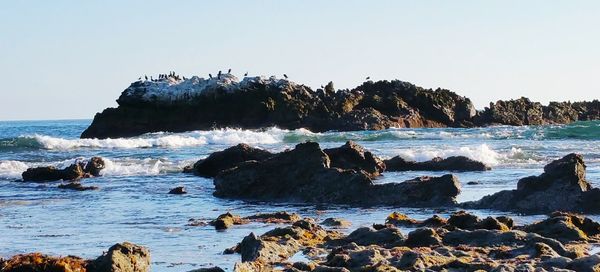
[{"x1": 0, "y1": 119, "x2": 599, "y2": 271}]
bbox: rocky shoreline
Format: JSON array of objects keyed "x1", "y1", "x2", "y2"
[{"x1": 80, "y1": 74, "x2": 600, "y2": 139}]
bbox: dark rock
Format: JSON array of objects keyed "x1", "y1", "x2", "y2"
[
  {"x1": 168, "y1": 186, "x2": 187, "y2": 194},
  {"x1": 191, "y1": 143, "x2": 273, "y2": 178},
  {"x1": 523, "y1": 212, "x2": 600, "y2": 243},
  {"x1": 213, "y1": 142, "x2": 461, "y2": 206},
  {"x1": 464, "y1": 153, "x2": 600, "y2": 214},
  {"x1": 384, "y1": 155, "x2": 490, "y2": 172},
  {"x1": 88, "y1": 242, "x2": 150, "y2": 272},
  {"x1": 210, "y1": 212, "x2": 246, "y2": 230},
  {"x1": 21, "y1": 166, "x2": 64, "y2": 182},
  {"x1": 244, "y1": 211, "x2": 301, "y2": 223},
  {"x1": 188, "y1": 267, "x2": 226, "y2": 272},
  {"x1": 341, "y1": 226, "x2": 405, "y2": 248},
  {"x1": 21, "y1": 157, "x2": 106, "y2": 182},
  {"x1": 323, "y1": 141, "x2": 385, "y2": 177},
  {"x1": 321, "y1": 218, "x2": 352, "y2": 228},
  {"x1": 58, "y1": 182, "x2": 99, "y2": 191},
  {"x1": 84, "y1": 157, "x2": 105, "y2": 177},
  {"x1": 404, "y1": 228, "x2": 442, "y2": 247}
]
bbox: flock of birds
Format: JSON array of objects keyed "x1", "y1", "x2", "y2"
[{"x1": 138, "y1": 70, "x2": 374, "y2": 85}]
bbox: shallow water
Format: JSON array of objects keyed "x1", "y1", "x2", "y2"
[{"x1": 0, "y1": 120, "x2": 599, "y2": 271}]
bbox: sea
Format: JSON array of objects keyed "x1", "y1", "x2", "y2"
[{"x1": 0, "y1": 119, "x2": 599, "y2": 271}]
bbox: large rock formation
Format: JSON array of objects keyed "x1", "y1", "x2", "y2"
[
  {"x1": 80, "y1": 75, "x2": 478, "y2": 139},
  {"x1": 464, "y1": 153, "x2": 600, "y2": 214},
  {"x1": 81, "y1": 74, "x2": 599, "y2": 139},
  {"x1": 213, "y1": 141, "x2": 461, "y2": 206}
]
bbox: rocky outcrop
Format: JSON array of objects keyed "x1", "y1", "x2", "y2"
[
  {"x1": 474, "y1": 97, "x2": 600, "y2": 126},
  {"x1": 384, "y1": 155, "x2": 490, "y2": 172},
  {"x1": 21, "y1": 157, "x2": 105, "y2": 182},
  {"x1": 213, "y1": 142, "x2": 461, "y2": 206},
  {"x1": 168, "y1": 186, "x2": 187, "y2": 194},
  {"x1": 81, "y1": 73, "x2": 599, "y2": 139},
  {"x1": 464, "y1": 153, "x2": 600, "y2": 214},
  {"x1": 0, "y1": 242, "x2": 150, "y2": 272},
  {"x1": 221, "y1": 213, "x2": 600, "y2": 272},
  {"x1": 190, "y1": 143, "x2": 273, "y2": 178}
]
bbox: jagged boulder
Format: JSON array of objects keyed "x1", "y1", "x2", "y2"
[
  {"x1": 464, "y1": 153, "x2": 600, "y2": 214},
  {"x1": 323, "y1": 141, "x2": 385, "y2": 177},
  {"x1": 213, "y1": 142, "x2": 461, "y2": 206},
  {"x1": 21, "y1": 157, "x2": 106, "y2": 182},
  {"x1": 89, "y1": 242, "x2": 150, "y2": 272},
  {"x1": 384, "y1": 156, "x2": 490, "y2": 172},
  {"x1": 190, "y1": 143, "x2": 273, "y2": 178}
]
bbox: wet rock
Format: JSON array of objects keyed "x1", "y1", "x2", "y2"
[
  {"x1": 566, "y1": 254, "x2": 600, "y2": 272},
  {"x1": 22, "y1": 166, "x2": 69, "y2": 182},
  {"x1": 0, "y1": 253, "x2": 87, "y2": 272},
  {"x1": 523, "y1": 212, "x2": 600, "y2": 243},
  {"x1": 214, "y1": 142, "x2": 461, "y2": 206},
  {"x1": 168, "y1": 186, "x2": 187, "y2": 194},
  {"x1": 321, "y1": 218, "x2": 351, "y2": 228},
  {"x1": 323, "y1": 141, "x2": 385, "y2": 177},
  {"x1": 447, "y1": 211, "x2": 510, "y2": 231},
  {"x1": 22, "y1": 158, "x2": 106, "y2": 182},
  {"x1": 384, "y1": 212, "x2": 419, "y2": 226},
  {"x1": 210, "y1": 212, "x2": 246, "y2": 230},
  {"x1": 465, "y1": 153, "x2": 600, "y2": 214},
  {"x1": 191, "y1": 143, "x2": 273, "y2": 178},
  {"x1": 340, "y1": 226, "x2": 405, "y2": 248},
  {"x1": 89, "y1": 242, "x2": 150, "y2": 272},
  {"x1": 384, "y1": 155, "x2": 490, "y2": 172},
  {"x1": 58, "y1": 182, "x2": 99, "y2": 191},
  {"x1": 404, "y1": 228, "x2": 442, "y2": 247},
  {"x1": 188, "y1": 267, "x2": 226, "y2": 272},
  {"x1": 245, "y1": 212, "x2": 301, "y2": 224},
  {"x1": 84, "y1": 157, "x2": 106, "y2": 177}
]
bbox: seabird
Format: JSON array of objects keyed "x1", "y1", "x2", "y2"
[
  {"x1": 244, "y1": 72, "x2": 248, "y2": 76},
  {"x1": 228, "y1": 69, "x2": 231, "y2": 74},
  {"x1": 366, "y1": 76, "x2": 370, "y2": 80},
  {"x1": 209, "y1": 74, "x2": 213, "y2": 79},
  {"x1": 218, "y1": 70, "x2": 222, "y2": 79},
  {"x1": 145, "y1": 75, "x2": 148, "y2": 80},
  {"x1": 283, "y1": 74, "x2": 288, "y2": 79}
]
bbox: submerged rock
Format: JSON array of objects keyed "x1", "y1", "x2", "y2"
[
  {"x1": 384, "y1": 156, "x2": 490, "y2": 172},
  {"x1": 464, "y1": 153, "x2": 600, "y2": 214},
  {"x1": 190, "y1": 143, "x2": 273, "y2": 178},
  {"x1": 168, "y1": 186, "x2": 187, "y2": 194},
  {"x1": 21, "y1": 157, "x2": 106, "y2": 182},
  {"x1": 213, "y1": 142, "x2": 461, "y2": 206},
  {"x1": 58, "y1": 182, "x2": 99, "y2": 191}
]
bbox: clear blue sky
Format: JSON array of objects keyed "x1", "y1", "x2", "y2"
[{"x1": 1, "y1": 1, "x2": 598, "y2": 120}]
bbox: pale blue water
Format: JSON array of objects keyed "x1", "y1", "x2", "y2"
[{"x1": 0, "y1": 120, "x2": 599, "y2": 271}]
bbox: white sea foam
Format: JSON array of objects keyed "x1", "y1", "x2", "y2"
[
  {"x1": 24, "y1": 128, "x2": 287, "y2": 150},
  {"x1": 391, "y1": 144, "x2": 502, "y2": 166},
  {"x1": 0, "y1": 160, "x2": 29, "y2": 179}
]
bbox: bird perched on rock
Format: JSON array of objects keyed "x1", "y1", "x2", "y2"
[
  {"x1": 244, "y1": 72, "x2": 248, "y2": 76},
  {"x1": 228, "y1": 68, "x2": 231, "y2": 74},
  {"x1": 145, "y1": 75, "x2": 148, "y2": 80},
  {"x1": 209, "y1": 74, "x2": 213, "y2": 79},
  {"x1": 283, "y1": 74, "x2": 288, "y2": 79},
  {"x1": 218, "y1": 70, "x2": 222, "y2": 79},
  {"x1": 366, "y1": 76, "x2": 370, "y2": 80}
]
